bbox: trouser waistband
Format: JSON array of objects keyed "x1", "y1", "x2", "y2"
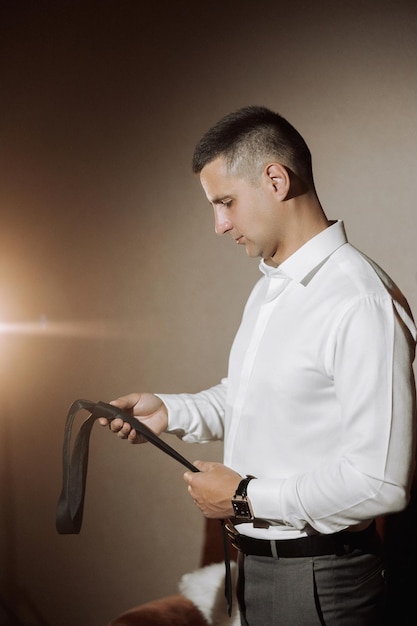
[{"x1": 226, "y1": 521, "x2": 380, "y2": 558}]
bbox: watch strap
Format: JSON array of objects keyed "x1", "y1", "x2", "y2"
[{"x1": 234, "y1": 475, "x2": 256, "y2": 498}]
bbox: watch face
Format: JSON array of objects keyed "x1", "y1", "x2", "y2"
[{"x1": 232, "y1": 499, "x2": 252, "y2": 519}]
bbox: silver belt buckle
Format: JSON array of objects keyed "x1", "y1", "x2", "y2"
[{"x1": 225, "y1": 519, "x2": 241, "y2": 550}]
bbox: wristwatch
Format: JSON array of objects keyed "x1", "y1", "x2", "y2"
[{"x1": 231, "y1": 475, "x2": 256, "y2": 520}]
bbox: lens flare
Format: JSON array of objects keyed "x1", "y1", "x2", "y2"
[{"x1": 0, "y1": 317, "x2": 127, "y2": 339}]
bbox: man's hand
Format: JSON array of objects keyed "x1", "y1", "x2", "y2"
[
  {"x1": 98, "y1": 392, "x2": 168, "y2": 443},
  {"x1": 183, "y1": 460, "x2": 241, "y2": 519}
]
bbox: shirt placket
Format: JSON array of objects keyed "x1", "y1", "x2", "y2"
[{"x1": 224, "y1": 275, "x2": 289, "y2": 466}]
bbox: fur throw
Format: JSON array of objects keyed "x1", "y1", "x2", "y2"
[{"x1": 179, "y1": 561, "x2": 240, "y2": 626}]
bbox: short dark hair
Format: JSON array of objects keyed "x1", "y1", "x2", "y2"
[{"x1": 192, "y1": 105, "x2": 314, "y2": 186}]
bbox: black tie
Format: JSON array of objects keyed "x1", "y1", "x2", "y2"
[{"x1": 55, "y1": 399, "x2": 233, "y2": 615}]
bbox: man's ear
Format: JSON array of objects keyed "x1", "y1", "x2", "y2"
[{"x1": 265, "y1": 163, "x2": 290, "y2": 199}]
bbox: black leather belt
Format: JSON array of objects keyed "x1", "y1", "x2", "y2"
[{"x1": 226, "y1": 520, "x2": 380, "y2": 558}]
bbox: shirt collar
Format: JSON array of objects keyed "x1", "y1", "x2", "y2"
[{"x1": 259, "y1": 220, "x2": 348, "y2": 284}]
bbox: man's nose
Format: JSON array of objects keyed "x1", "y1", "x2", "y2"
[{"x1": 213, "y1": 206, "x2": 232, "y2": 236}]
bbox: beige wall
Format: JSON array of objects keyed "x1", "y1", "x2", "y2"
[{"x1": 0, "y1": 1, "x2": 416, "y2": 624}]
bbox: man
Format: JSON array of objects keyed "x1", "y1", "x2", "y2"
[{"x1": 99, "y1": 106, "x2": 416, "y2": 625}]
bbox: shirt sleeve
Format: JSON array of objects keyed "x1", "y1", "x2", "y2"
[
  {"x1": 249, "y1": 294, "x2": 417, "y2": 534},
  {"x1": 155, "y1": 378, "x2": 228, "y2": 443}
]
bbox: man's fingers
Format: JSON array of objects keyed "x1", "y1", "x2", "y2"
[{"x1": 109, "y1": 418, "x2": 124, "y2": 432}]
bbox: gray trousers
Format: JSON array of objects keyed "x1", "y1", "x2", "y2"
[{"x1": 237, "y1": 549, "x2": 386, "y2": 626}]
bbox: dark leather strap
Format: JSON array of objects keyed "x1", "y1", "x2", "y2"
[
  {"x1": 234, "y1": 475, "x2": 256, "y2": 498},
  {"x1": 56, "y1": 399, "x2": 233, "y2": 615}
]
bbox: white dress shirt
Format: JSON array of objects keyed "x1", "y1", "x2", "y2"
[{"x1": 158, "y1": 221, "x2": 417, "y2": 539}]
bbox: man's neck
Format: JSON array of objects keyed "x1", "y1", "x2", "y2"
[{"x1": 266, "y1": 196, "x2": 329, "y2": 267}]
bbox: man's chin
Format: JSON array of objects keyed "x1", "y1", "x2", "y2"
[{"x1": 243, "y1": 243, "x2": 261, "y2": 259}]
